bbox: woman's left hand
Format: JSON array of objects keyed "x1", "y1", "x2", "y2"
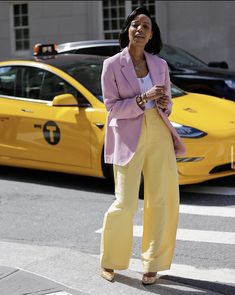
[
  {"x1": 157, "y1": 95, "x2": 172, "y2": 116},
  {"x1": 157, "y1": 95, "x2": 169, "y2": 110}
]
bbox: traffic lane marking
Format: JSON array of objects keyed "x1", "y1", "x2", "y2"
[{"x1": 179, "y1": 204, "x2": 235, "y2": 218}]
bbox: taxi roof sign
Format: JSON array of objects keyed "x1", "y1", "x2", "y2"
[{"x1": 34, "y1": 43, "x2": 58, "y2": 56}]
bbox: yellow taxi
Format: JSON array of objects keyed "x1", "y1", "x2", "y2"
[{"x1": 0, "y1": 44, "x2": 234, "y2": 185}]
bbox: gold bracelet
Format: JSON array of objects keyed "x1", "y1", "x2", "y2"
[
  {"x1": 136, "y1": 95, "x2": 145, "y2": 107},
  {"x1": 142, "y1": 92, "x2": 148, "y2": 103}
]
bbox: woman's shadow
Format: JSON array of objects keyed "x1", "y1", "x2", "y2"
[{"x1": 113, "y1": 272, "x2": 234, "y2": 294}]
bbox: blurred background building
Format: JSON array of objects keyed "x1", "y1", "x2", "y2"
[{"x1": 0, "y1": 0, "x2": 234, "y2": 69}]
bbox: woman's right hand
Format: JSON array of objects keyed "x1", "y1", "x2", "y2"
[{"x1": 145, "y1": 85, "x2": 166, "y2": 101}]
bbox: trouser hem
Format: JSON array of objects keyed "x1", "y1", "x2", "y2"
[
  {"x1": 101, "y1": 262, "x2": 129, "y2": 270},
  {"x1": 143, "y1": 263, "x2": 171, "y2": 273}
]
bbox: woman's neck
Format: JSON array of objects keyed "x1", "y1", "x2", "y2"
[{"x1": 128, "y1": 44, "x2": 145, "y2": 62}]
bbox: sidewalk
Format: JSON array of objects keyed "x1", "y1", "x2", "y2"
[
  {"x1": 1, "y1": 264, "x2": 226, "y2": 295},
  {"x1": 0, "y1": 265, "x2": 86, "y2": 295},
  {"x1": 0, "y1": 241, "x2": 234, "y2": 295}
]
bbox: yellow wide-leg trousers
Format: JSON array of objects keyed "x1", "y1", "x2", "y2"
[{"x1": 100, "y1": 109, "x2": 179, "y2": 272}]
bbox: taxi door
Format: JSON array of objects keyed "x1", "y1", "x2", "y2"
[
  {"x1": 0, "y1": 65, "x2": 92, "y2": 169},
  {"x1": 0, "y1": 66, "x2": 24, "y2": 158},
  {"x1": 0, "y1": 98, "x2": 19, "y2": 158},
  {"x1": 15, "y1": 100, "x2": 92, "y2": 169}
]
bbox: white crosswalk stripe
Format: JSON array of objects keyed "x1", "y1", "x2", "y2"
[
  {"x1": 96, "y1": 226, "x2": 235, "y2": 244},
  {"x1": 95, "y1": 186, "x2": 235, "y2": 285},
  {"x1": 179, "y1": 204, "x2": 235, "y2": 217}
]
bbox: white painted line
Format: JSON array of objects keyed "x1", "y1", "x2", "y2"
[
  {"x1": 176, "y1": 228, "x2": 235, "y2": 244},
  {"x1": 179, "y1": 204, "x2": 235, "y2": 218},
  {"x1": 128, "y1": 258, "x2": 235, "y2": 285},
  {"x1": 47, "y1": 293, "x2": 73, "y2": 295},
  {"x1": 96, "y1": 226, "x2": 235, "y2": 245},
  {"x1": 180, "y1": 185, "x2": 235, "y2": 196},
  {"x1": 139, "y1": 204, "x2": 235, "y2": 217}
]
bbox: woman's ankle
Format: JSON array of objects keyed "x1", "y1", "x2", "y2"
[
  {"x1": 103, "y1": 268, "x2": 114, "y2": 272},
  {"x1": 144, "y1": 272, "x2": 157, "y2": 277}
]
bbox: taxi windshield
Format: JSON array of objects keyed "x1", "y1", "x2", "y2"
[
  {"x1": 57, "y1": 56, "x2": 186, "y2": 102},
  {"x1": 171, "y1": 84, "x2": 186, "y2": 98}
]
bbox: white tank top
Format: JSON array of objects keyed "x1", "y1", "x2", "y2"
[{"x1": 137, "y1": 73, "x2": 155, "y2": 109}]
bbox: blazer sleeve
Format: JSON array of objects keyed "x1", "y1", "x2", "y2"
[
  {"x1": 163, "y1": 60, "x2": 173, "y2": 116},
  {"x1": 101, "y1": 59, "x2": 144, "y2": 119}
]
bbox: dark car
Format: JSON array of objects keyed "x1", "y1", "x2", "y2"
[{"x1": 58, "y1": 40, "x2": 235, "y2": 101}]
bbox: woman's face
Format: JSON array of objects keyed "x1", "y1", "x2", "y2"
[{"x1": 128, "y1": 14, "x2": 153, "y2": 48}]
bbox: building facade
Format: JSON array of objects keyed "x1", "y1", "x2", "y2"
[{"x1": 0, "y1": 0, "x2": 234, "y2": 69}]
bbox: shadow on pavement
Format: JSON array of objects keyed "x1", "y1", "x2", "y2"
[
  {"x1": 0, "y1": 165, "x2": 114, "y2": 195},
  {"x1": 0, "y1": 165, "x2": 235, "y2": 206},
  {"x1": 161, "y1": 275, "x2": 235, "y2": 295},
  {"x1": 180, "y1": 191, "x2": 235, "y2": 207},
  {"x1": 114, "y1": 273, "x2": 235, "y2": 295}
]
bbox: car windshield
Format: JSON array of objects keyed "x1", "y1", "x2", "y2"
[
  {"x1": 171, "y1": 84, "x2": 186, "y2": 98},
  {"x1": 159, "y1": 45, "x2": 208, "y2": 68},
  {"x1": 58, "y1": 57, "x2": 186, "y2": 102}
]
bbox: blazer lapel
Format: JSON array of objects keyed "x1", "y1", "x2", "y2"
[
  {"x1": 120, "y1": 47, "x2": 141, "y2": 94},
  {"x1": 144, "y1": 51, "x2": 164, "y2": 85},
  {"x1": 119, "y1": 48, "x2": 165, "y2": 95}
]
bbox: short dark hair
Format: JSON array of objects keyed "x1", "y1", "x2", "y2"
[{"x1": 119, "y1": 6, "x2": 163, "y2": 55}]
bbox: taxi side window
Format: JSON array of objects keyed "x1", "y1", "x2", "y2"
[
  {"x1": 0, "y1": 66, "x2": 18, "y2": 96},
  {"x1": 40, "y1": 71, "x2": 89, "y2": 105},
  {"x1": 21, "y1": 67, "x2": 88, "y2": 104},
  {"x1": 22, "y1": 67, "x2": 44, "y2": 99},
  {"x1": 40, "y1": 71, "x2": 77, "y2": 101}
]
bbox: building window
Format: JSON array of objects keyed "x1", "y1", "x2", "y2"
[
  {"x1": 102, "y1": 1, "x2": 156, "y2": 40},
  {"x1": 131, "y1": 0, "x2": 156, "y2": 18},
  {"x1": 13, "y1": 3, "x2": 30, "y2": 51},
  {"x1": 103, "y1": 0, "x2": 126, "y2": 39}
]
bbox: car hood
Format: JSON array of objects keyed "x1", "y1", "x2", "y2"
[
  {"x1": 170, "y1": 93, "x2": 235, "y2": 133},
  {"x1": 171, "y1": 66, "x2": 235, "y2": 79}
]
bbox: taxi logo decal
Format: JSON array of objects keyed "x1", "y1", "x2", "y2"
[{"x1": 43, "y1": 121, "x2": 60, "y2": 145}]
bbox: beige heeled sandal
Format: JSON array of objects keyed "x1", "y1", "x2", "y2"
[
  {"x1": 142, "y1": 272, "x2": 158, "y2": 285},
  {"x1": 101, "y1": 268, "x2": 115, "y2": 282}
]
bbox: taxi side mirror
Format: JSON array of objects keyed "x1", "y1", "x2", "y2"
[{"x1": 52, "y1": 94, "x2": 78, "y2": 106}]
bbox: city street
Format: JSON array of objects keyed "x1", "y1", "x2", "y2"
[{"x1": 0, "y1": 166, "x2": 234, "y2": 295}]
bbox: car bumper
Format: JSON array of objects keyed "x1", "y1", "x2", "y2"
[{"x1": 177, "y1": 132, "x2": 235, "y2": 184}]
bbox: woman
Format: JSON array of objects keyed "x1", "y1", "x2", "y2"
[{"x1": 100, "y1": 6, "x2": 185, "y2": 285}]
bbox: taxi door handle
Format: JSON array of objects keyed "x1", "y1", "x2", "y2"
[{"x1": 21, "y1": 108, "x2": 34, "y2": 113}]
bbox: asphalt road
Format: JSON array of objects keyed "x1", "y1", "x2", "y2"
[{"x1": 0, "y1": 166, "x2": 234, "y2": 294}]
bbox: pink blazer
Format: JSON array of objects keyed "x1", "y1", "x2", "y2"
[{"x1": 101, "y1": 47, "x2": 186, "y2": 166}]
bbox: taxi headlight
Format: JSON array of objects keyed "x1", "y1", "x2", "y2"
[
  {"x1": 225, "y1": 80, "x2": 235, "y2": 90},
  {"x1": 171, "y1": 122, "x2": 207, "y2": 138}
]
